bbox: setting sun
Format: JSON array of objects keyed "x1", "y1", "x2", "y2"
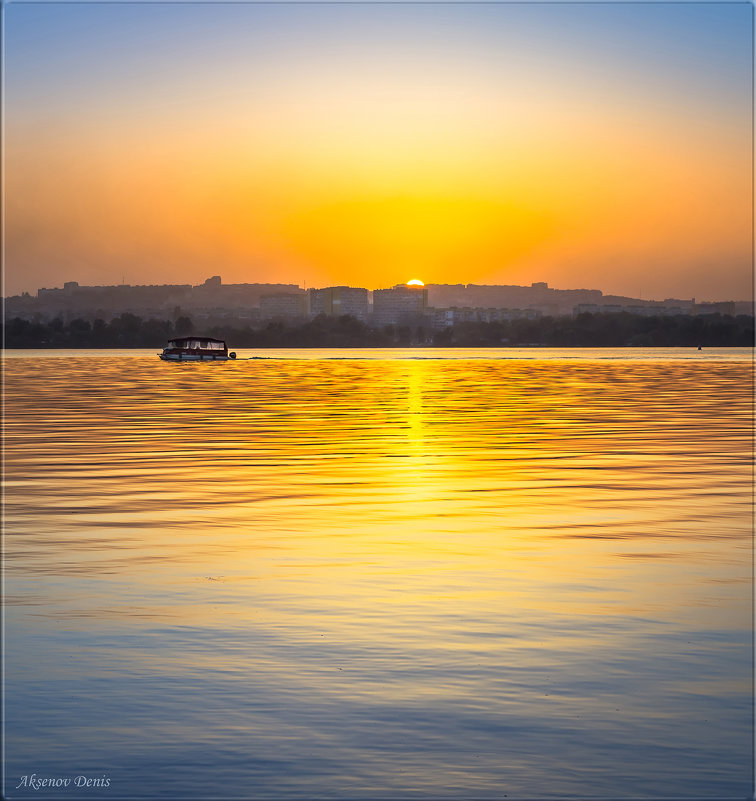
[{"x1": 407, "y1": 279, "x2": 424, "y2": 287}]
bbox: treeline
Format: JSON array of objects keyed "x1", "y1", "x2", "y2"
[
  {"x1": 434, "y1": 312, "x2": 754, "y2": 347},
  {"x1": 3, "y1": 311, "x2": 754, "y2": 348},
  {"x1": 5, "y1": 314, "x2": 183, "y2": 348}
]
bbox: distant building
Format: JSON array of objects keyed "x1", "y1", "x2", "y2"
[
  {"x1": 573, "y1": 302, "x2": 697, "y2": 317},
  {"x1": 430, "y1": 306, "x2": 541, "y2": 329},
  {"x1": 695, "y1": 301, "x2": 736, "y2": 315},
  {"x1": 662, "y1": 298, "x2": 696, "y2": 312},
  {"x1": 371, "y1": 284, "x2": 428, "y2": 326},
  {"x1": 309, "y1": 286, "x2": 369, "y2": 321},
  {"x1": 529, "y1": 302, "x2": 559, "y2": 317},
  {"x1": 425, "y1": 282, "x2": 601, "y2": 316},
  {"x1": 259, "y1": 293, "x2": 307, "y2": 322},
  {"x1": 14, "y1": 276, "x2": 304, "y2": 322},
  {"x1": 188, "y1": 276, "x2": 303, "y2": 310}
]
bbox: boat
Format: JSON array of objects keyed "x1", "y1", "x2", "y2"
[{"x1": 158, "y1": 337, "x2": 236, "y2": 361}]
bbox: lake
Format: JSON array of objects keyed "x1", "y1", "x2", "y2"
[{"x1": 3, "y1": 348, "x2": 753, "y2": 799}]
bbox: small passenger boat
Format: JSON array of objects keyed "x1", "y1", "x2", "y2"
[{"x1": 158, "y1": 337, "x2": 236, "y2": 361}]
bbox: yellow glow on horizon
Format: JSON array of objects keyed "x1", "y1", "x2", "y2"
[
  {"x1": 4, "y1": 62, "x2": 751, "y2": 297},
  {"x1": 407, "y1": 279, "x2": 424, "y2": 286}
]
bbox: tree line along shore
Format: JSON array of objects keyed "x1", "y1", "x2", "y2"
[{"x1": 4, "y1": 311, "x2": 754, "y2": 349}]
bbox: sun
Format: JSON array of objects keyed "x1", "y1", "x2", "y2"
[{"x1": 406, "y1": 279, "x2": 425, "y2": 287}]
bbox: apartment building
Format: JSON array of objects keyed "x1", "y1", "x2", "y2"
[
  {"x1": 371, "y1": 284, "x2": 429, "y2": 326},
  {"x1": 309, "y1": 286, "x2": 369, "y2": 321}
]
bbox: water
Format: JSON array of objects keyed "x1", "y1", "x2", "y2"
[{"x1": 3, "y1": 348, "x2": 752, "y2": 800}]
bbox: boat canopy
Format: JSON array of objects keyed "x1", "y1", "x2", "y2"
[{"x1": 167, "y1": 337, "x2": 226, "y2": 350}]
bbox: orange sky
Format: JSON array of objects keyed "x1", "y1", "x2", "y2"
[{"x1": 4, "y1": 3, "x2": 752, "y2": 300}]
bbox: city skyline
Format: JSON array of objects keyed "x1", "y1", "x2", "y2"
[
  {"x1": 8, "y1": 274, "x2": 750, "y2": 325},
  {"x1": 4, "y1": 3, "x2": 753, "y2": 301},
  {"x1": 6, "y1": 273, "x2": 750, "y2": 305}
]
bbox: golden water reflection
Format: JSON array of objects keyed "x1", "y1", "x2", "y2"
[{"x1": 3, "y1": 350, "x2": 752, "y2": 799}]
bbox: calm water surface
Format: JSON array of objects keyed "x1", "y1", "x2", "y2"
[{"x1": 3, "y1": 348, "x2": 753, "y2": 799}]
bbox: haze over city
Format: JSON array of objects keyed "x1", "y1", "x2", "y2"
[{"x1": 4, "y1": 3, "x2": 753, "y2": 301}]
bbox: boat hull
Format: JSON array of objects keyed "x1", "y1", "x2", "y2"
[{"x1": 158, "y1": 353, "x2": 230, "y2": 361}]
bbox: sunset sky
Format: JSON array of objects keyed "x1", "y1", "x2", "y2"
[{"x1": 4, "y1": 2, "x2": 753, "y2": 300}]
